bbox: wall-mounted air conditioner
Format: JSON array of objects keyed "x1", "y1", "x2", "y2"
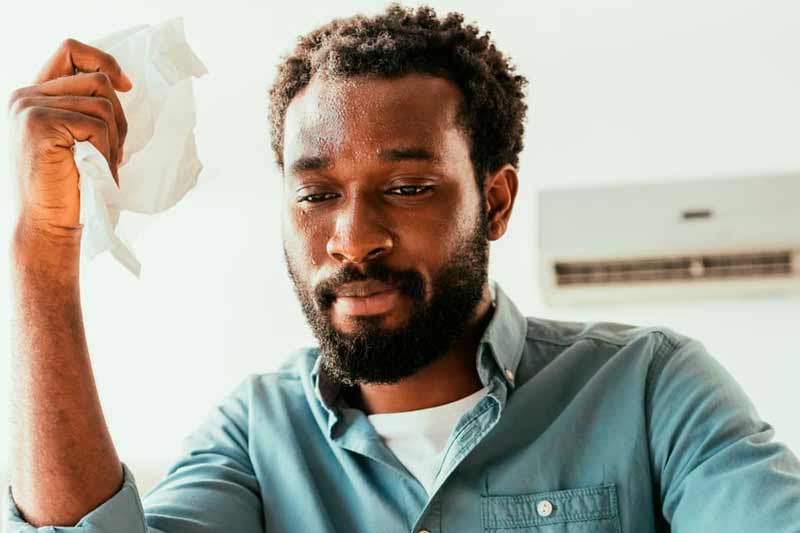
[{"x1": 537, "y1": 173, "x2": 800, "y2": 305}]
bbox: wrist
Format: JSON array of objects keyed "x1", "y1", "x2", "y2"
[{"x1": 10, "y1": 217, "x2": 82, "y2": 279}]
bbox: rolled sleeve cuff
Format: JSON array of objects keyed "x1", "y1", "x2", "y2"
[{"x1": 3, "y1": 463, "x2": 147, "y2": 532}]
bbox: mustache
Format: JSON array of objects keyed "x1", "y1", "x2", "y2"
[{"x1": 315, "y1": 263, "x2": 425, "y2": 310}]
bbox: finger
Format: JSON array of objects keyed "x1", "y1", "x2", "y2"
[
  {"x1": 61, "y1": 110, "x2": 119, "y2": 186},
  {"x1": 11, "y1": 95, "x2": 120, "y2": 178},
  {"x1": 25, "y1": 106, "x2": 116, "y2": 186},
  {"x1": 35, "y1": 38, "x2": 132, "y2": 92},
  {"x1": 12, "y1": 72, "x2": 128, "y2": 150}
]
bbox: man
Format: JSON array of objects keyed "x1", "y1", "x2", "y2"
[{"x1": 5, "y1": 5, "x2": 799, "y2": 532}]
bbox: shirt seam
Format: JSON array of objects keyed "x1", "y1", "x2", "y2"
[
  {"x1": 644, "y1": 331, "x2": 685, "y2": 417},
  {"x1": 643, "y1": 330, "x2": 686, "y2": 515},
  {"x1": 526, "y1": 322, "x2": 685, "y2": 349},
  {"x1": 525, "y1": 331, "x2": 629, "y2": 349}
]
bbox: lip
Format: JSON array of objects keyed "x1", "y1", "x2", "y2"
[
  {"x1": 333, "y1": 286, "x2": 401, "y2": 316},
  {"x1": 335, "y1": 280, "x2": 396, "y2": 298}
]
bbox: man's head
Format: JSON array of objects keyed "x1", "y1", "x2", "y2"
[{"x1": 271, "y1": 5, "x2": 527, "y2": 386}]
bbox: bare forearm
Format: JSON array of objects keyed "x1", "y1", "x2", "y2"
[{"x1": 8, "y1": 227, "x2": 122, "y2": 527}]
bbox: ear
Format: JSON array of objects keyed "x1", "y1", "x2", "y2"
[{"x1": 484, "y1": 164, "x2": 519, "y2": 241}]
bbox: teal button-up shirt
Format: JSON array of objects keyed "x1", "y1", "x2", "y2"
[{"x1": 6, "y1": 282, "x2": 800, "y2": 532}]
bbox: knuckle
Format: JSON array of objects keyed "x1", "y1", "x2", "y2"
[
  {"x1": 102, "y1": 53, "x2": 121, "y2": 73},
  {"x1": 118, "y1": 116, "x2": 128, "y2": 139},
  {"x1": 95, "y1": 115, "x2": 110, "y2": 134},
  {"x1": 85, "y1": 115, "x2": 109, "y2": 146},
  {"x1": 7, "y1": 88, "x2": 23, "y2": 112},
  {"x1": 10, "y1": 96, "x2": 35, "y2": 115},
  {"x1": 90, "y1": 71, "x2": 112, "y2": 87},
  {"x1": 98, "y1": 97, "x2": 114, "y2": 114},
  {"x1": 60, "y1": 37, "x2": 78, "y2": 52},
  {"x1": 21, "y1": 106, "x2": 48, "y2": 133},
  {"x1": 7, "y1": 87, "x2": 34, "y2": 113}
]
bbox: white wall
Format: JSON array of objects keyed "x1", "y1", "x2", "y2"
[{"x1": 1, "y1": 0, "x2": 798, "y2": 502}]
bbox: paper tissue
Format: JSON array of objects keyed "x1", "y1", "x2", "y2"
[{"x1": 74, "y1": 17, "x2": 207, "y2": 277}]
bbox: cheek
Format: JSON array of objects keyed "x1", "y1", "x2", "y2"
[
  {"x1": 404, "y1": 189, "x2": 479, "y2": 257},
  {"x1": 283, "y1": 207, "x2": 329, "y2": 267}
]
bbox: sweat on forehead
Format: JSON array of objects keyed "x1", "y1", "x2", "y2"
[{"x1": 282, "y1": 73, "x2": 468, "y2": 170}]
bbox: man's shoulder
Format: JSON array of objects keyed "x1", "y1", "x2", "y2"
[
  {"x1": 520, "y1": 314, "x2": 695, "y2": 369},
  {"x1": 225, "y1": 347, "x2": 320, "y2": 408},
  {"x1": 523, "y1": 315, "x2": 690, "y2": 348},
  {"x1": 514, "y1": 315, "x2": 716, "y2": 410}
]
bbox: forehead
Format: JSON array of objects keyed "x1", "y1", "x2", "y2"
[{"x1": 283, "y1": 73, "x2": 467, "y2": 170}]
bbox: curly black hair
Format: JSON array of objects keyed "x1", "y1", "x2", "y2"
[{"x1": 268, "y1": 4, "x2": 528, "y2": 186}]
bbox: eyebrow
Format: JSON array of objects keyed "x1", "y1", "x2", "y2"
[
  {"x1": 377, "y1": 147, "x2": 440, "y2": 163},
  {"x1": 289, "y1": 147, "x2": 440, "y2": 175},
  {"x1": 290, "y1": 156, "x2": 331, "y2": 174}
]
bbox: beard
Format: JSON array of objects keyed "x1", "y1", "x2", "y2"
[{"x1": 284, "y1": 209, "x2": 490, "y2": 386}]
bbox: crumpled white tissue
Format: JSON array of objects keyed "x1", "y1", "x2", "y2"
[{"x1": 75, "y1": 17, "x2": 207, "y2": 277}]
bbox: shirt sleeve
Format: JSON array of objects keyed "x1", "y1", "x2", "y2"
[
  {"x1": 3, "y1": 376, "x2": 264, "y2": 533},
  {"x1": 647, "y1": 335, "x2": 800, "y2": 532},
  {"x1": 4, "y1": 463, "x2": 148, "y2": 532}
]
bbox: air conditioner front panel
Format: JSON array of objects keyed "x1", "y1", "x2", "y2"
[
  {"x1": 537, "y1": 174, "x2": 800, "y2": 304},
  {"x1": 538, "y1": 173, "x2": 800, "y2": 259}
]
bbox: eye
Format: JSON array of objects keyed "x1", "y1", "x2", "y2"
[
  {"x1": 387, "y1": 185, "x2": 433, "y2": 196},
  {"x1": 297, "y1": 192, "x2": 338, "y2": 203}
]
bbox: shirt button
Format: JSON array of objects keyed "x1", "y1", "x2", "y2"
[{"x1": 536, "y1": 499, "x2": 554, "y2": 517}]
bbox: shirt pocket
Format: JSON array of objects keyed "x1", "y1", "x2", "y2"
[{"x1": 481, "y1": 483, "x2": 620, "y2": 532}]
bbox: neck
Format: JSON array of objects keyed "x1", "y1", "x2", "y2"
[{"x1": 348, "y1": 283, "x2": 494, "y2": 415}]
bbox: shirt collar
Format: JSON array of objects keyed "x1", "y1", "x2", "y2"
[
  {"x1": 311, "y1": 279, "x2": 527, "y2": 411},
  {"x1": 477, "y1": 280, "x2": 527, "y2": 389}
]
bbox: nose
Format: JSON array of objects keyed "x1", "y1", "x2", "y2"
[{"x1": 326, "y1": 195, "x2": 393, "y2": 264}]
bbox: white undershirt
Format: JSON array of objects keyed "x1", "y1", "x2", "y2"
[{"x1": 367, "y1": 386, "x2": 488, "y2": 495}]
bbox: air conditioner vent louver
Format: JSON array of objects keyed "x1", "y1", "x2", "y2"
[{"x1": 555, "y1": 250, "x2": 795, "y2": 286}]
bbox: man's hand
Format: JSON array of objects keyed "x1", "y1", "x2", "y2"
[{"x1": 7, "y1": 38, "x2": 131, "y2": 251}]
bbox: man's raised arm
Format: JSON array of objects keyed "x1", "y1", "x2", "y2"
[{"x1": 6, "y1": 37, "x2": 131, "y2": 527}]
